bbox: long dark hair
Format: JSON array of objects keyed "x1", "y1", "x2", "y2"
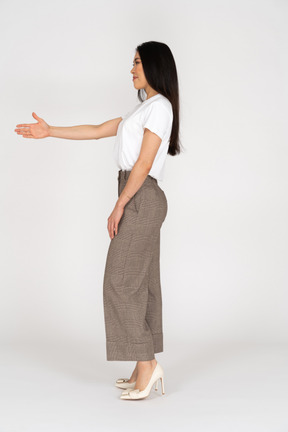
[{"x1": 135, "y1": 41, "x2": 182, "y2": 156}]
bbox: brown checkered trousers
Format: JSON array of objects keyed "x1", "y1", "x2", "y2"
[{"x1": 103, "y1": 169, "x2": 168, "y2": 361}]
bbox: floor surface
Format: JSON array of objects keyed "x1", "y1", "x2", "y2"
[{"x1": 0, "y1": 340, "x2": 287, "y2": 432}]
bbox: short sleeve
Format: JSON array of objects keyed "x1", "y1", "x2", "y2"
[{"x1": 142, "y1": 102, "x2": 172, "y2": 140}]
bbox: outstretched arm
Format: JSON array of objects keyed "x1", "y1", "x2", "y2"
[{"x1": 15, "y1": 112, "x2": 123, "y2": 140}]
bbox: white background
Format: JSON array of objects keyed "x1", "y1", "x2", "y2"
[{"x1": 0, "y1": 0, "x2": 287, "y2": 431}]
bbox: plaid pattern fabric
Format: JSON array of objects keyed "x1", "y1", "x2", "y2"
[{"x1": 103, "y1": 169, "x2": 168, "y2": 360}]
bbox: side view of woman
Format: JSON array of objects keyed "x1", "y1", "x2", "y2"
[{"x1": 15, "y1": 40, "x2": 182, "y2": 401}]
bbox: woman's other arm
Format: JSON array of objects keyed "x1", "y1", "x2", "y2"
[
  {"x1": 15, "y1": 112, "x2": 123, "y2": 140},
  {"x1": 107, "y1": 128, "x2": 162, "y2": 239},
  {"x1": 116, "y1": 128, "x2": 161, "y2": 209}
]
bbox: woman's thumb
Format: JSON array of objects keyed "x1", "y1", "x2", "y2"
[{"x1": 32, "y1": 112, "x2": 40, "y2": 121}]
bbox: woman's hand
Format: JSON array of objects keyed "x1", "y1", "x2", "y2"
[
  {"x1": 107, "y1": 203, "x2": 124, "y2": 239},
  {"x1": 15, "y1": 112, "x2": 50, "y2": 139}
]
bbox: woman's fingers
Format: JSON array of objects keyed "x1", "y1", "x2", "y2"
[
  {"x1": 107, "y1": 218, "x2": 113, "y2": 239},
  {"x1": 107, "y1": 205, "x2": 124, "y2": 239},
  {"x1": 107, "y1": 218, "x2": 118, "y2": 239},
  {"x1": 111, "y1": 221, "x2": 117, "y2": 239},
  {"x1": 15, "y1": 127, "x2": 30, "y2": 133},
  {"x1": 15, "y1": 127, "x2": 35, "y2": 138},
  {"x1": 112, "y1": 224, "x2": 117, "y2": 238},
  {"x1": 15, "y1": 126, "x2": 31, "y2": 136}
]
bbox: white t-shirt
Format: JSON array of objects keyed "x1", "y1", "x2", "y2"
[{"x1": 113, "y1": 93, "x2": 173, "y2": 182}]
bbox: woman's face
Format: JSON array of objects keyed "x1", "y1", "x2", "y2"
[{"x1": 131, "y1": 51, "x2": 148, "y2": 91}]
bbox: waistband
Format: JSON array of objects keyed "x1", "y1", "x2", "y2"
[{"x1": 118, "y1": 169, "x2": 158, "y2": 184}]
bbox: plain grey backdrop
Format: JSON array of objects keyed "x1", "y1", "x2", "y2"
[{"x1": 0, "y1": 0, "x2": 287, "y2": 431}]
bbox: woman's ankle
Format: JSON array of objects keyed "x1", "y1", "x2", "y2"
[{"x1": 137, "y1": 358, "x2": 157, "y2": 368}]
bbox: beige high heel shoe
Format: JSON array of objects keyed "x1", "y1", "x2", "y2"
[{"x1": 120, "y1": 362, "x2": 165, "y2": 400}]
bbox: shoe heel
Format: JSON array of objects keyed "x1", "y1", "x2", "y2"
[
  {"x1": 160, "y1": 376, "x2": 165, "y2": 394},
  {"x1": 154, "y1": 379, "x2": 158, "y2": 391}
]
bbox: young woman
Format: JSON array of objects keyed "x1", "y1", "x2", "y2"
[{"x1": 14, "y1": 40, "x2": 181, "y2": 401}]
